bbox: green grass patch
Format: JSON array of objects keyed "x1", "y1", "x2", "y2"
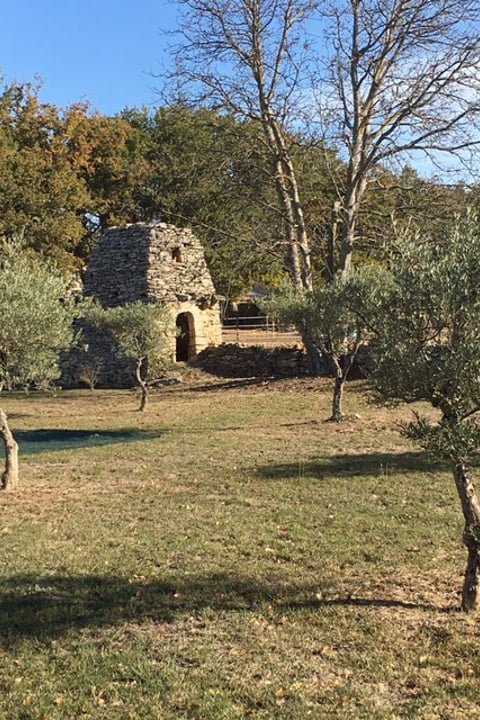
[{"x1": 0, "y1": 379, "x2": 478, "y2": 719}]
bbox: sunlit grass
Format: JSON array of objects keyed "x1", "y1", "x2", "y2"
[{"x1": 0, "y1": 378, "x2": 478, "y2": 719}]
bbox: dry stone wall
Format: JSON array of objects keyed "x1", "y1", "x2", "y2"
[
  {"x1": 64, "y1": 222, "x2": 223, "y2": 388},
  {"x1": 195, "y1": 343, "x2": 313, "y2": 377},
  {"x1": 83, "y1": 222, "x2": 219, "y2": 308}
]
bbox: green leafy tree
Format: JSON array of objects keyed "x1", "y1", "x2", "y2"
[
  {"x1": 267, "y1": 267, "x2": 378, "y2": 420},
  {"x1": 125, "y1": 106, "x2": 290, "y2": 298},
  {"x1": 369, "y1": 215, "x2": 480, "y2": 611},
  {"x1": 75, "y1": 104, "x2": 290, "y2": 298},
  {"x1": 0, "y1": 81, "x2": 91, "y2": 269},
  {"x1": 0, "y1": 238, "x2": 77, "y2": 490},
  {"x1": 86, "y1": 302, "x2": 173, "y2": 412}
]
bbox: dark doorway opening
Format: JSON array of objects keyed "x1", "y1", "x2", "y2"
[{"x1": 176, "y1": 312, "x2": 195, "y2": 361}]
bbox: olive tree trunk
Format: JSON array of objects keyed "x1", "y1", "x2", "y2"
[
  {"x1": 453, "y1": 461, "x2": 480, "y2": 612},
  {"x1": 329, "y1": 355, "x2": 346, "y2": 422},
  {"x1": 0, "y1": 407, "x2": 19, "y2": 491},
  {"x1": 301, "y1": 334, "x2": 324, "y2": 377},
  {"x1": 327, "y1": 344, "x2": 359, "y2": 423},
  {"x1": 135, "y1": 360, "x2": 149, "y2": 413}
]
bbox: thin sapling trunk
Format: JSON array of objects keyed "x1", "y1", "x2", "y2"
[
  {"x1": 331, "y1": 374, "x2": 345, "y2": 423},
  {"x1": 327, "y1": 339, "x2": 360, "y2": 422},
  {"x1": 135, "y1": 359, "x2": 149, "y2": 412},
  {"x1": 329, "y1": 354, "x2": 346, "y2": 422}
]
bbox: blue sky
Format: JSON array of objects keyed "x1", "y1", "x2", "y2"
[{"x1": 3, "y1": 0, "x2": 177, "y2": 115}]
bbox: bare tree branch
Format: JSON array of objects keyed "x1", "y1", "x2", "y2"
[{"x1": 316, "y1": 0, "x2": 480, "y2": 272}]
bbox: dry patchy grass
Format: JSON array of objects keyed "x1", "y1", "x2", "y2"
[{"x1": 0, "y1": 376, "x2": 479, "y2": 719}]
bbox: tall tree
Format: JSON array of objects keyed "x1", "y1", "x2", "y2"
[
  {"x1": 139, "y1": 105, "x2": 286, "y2": 297},
  {"x1": 317, "y1": 0, "x2": 480, "y2": 273},
  {"x1": 0, "y1": 81, "x2": 91, "y2": 269},
  {"x1": 167, "y1": 0, "x2": 316, "y2": 294},
  {"x1": 64, "y1": 105, "x2": 155, "y2": 233}
]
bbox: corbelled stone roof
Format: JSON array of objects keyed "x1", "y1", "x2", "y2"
[{"x1": 84, "y1": 222, "x2": 217, "y2": 307}]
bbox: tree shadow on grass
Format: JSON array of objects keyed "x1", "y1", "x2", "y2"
[
  {"x1": 0, "y1": 429, "x2": 162, "y2": 457},
  {"x1": 0, "y1": 572, "x2": 444, "y2": 647},
  {"x1": 184, "y1": 378, "x2": 269, "y2": 393},
  {"x1": 257, "y1": 451, "x2": 448, "y2": 481}
]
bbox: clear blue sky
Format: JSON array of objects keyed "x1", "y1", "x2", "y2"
[{"x1": 3, "y1": 0, "x2": 178, "y2": 115}]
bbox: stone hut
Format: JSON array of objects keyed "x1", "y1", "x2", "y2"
[{"x1": 78, "y1": 222, "x2": 222, "y2": 384}]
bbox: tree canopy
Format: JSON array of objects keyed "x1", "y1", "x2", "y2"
[
  {"x1": 0, "y1": 238, "x2": 77, "y2": 392},
  {"x1": 0, "y1": 238, "x2": 78, "y2": 490},
  {"x1": 86, "y1": 301, "x2": 173, "y2": 412},
  {"x1": 366, "y1": 215, "x2": 480, "y2": 610}
]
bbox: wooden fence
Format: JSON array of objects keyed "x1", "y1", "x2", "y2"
[{"x1": 221, "y1": 315, "x2": 302, "y2": 348}]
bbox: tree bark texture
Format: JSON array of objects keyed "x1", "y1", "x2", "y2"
[
  {"x1": 135, "y1": 360, "x2": 149, "y2": 413},
  {"x1": 339, "y1": 174, "x2": 368, "y2": 276},
  {"x1": 0, "y1": 407, "x2": 19, "y2": 491},
  {"x1": 329, "y1": 355, "x2": 345, "y2": 422},
  {"x1": 260, "y1": 110, "x2": 312, "y2": 294},
  {"x1": 302, "y1": 333, "x2": 325, "y2": 377},
  {"x1": 453, "y1": 461, "x2": 480, "y2": 612}
]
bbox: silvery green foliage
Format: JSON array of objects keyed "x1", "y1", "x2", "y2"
[
  {"x1": 371, "y1": 214, "x2": 480, "y2": 460},
  {"x1": 0, "y1": 238, "x2": 76, "y2": 391},
  {"x1": 86, "y1": 301, "x2": 173, "y2": 379},
  {"x1": 266, "y1": 278, "x2": 359, "y2": 358},
  {"x1": 266, "y1": 266, "x2": 384, "y2": 358}
]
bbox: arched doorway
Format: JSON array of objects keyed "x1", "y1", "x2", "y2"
[{"x1": 176, "y1": 312, "x2": 195, "y2": 361}]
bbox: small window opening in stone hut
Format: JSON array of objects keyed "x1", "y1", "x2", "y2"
[{"x1": 172, "y1": 246, "x2": 182, "y2": 263}]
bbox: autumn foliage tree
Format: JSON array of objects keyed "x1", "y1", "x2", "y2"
[{"x1": 0, "y1": 81, "x2": 90, "y2": 269}]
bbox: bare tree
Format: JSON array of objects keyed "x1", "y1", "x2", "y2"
[
  {"x1": 167, "y1": 0, "x2": 316, "y2": 295},
  {"x1": 316, "y1": 0, "x2": 480, "y2": 273}
]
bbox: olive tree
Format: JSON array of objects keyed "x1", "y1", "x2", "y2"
[
  {"x1": 368, "y1": 215, "x2": 480, "y2": 611},
  {"x1": 268, "y1": 267, "x2": 378, "y2": 420},
  {"x1": 0, "y1": 239, "x2": 77, "y2": 490},
  {"x1": 86, "y1": 301, "x2": 173, "y2": 412}
]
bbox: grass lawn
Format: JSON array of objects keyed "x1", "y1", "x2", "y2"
[{"x1": 0, "y1": 374, "x2": 479, "y2": 719}]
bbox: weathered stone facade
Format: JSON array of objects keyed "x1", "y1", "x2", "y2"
[{"x1": 68, "y1": 222, "x2": 222, "y2": 387}]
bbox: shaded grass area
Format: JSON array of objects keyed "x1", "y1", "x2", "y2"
[
  {"x1": 1, "y1": 428, "x2": 161, "y2": 456},
  {"x1": 258, "y1": 450, "x2": 447, "y2": 480},
  {"x1": 0, "y1": 381, "x2": 479, "y2": 719},
  {"x1": 1, "y1": 572, "x2": 444, "y2": 647}
]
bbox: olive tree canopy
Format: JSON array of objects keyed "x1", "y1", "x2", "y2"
[
  {"x1": 368, "y1": 215, "x2": 480, "y2": 611},
  {"x1": 0, "y1": 239, "x2": 77, "y2": 490},
  {"x1": 86, "y1": 301, "x2": 173, "y2": 412}
]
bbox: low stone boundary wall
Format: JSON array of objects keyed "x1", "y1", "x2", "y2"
[{"x1": 194, "y1": 343, "x2": 316, "y2": 378}]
